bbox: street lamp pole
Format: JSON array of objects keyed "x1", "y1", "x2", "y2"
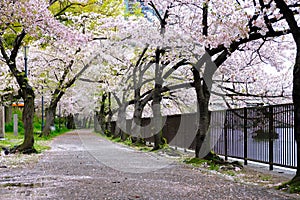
[{"x1": 24, "y1": 46, "x2": 29, "y2": 77}]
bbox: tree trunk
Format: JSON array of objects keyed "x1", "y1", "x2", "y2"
[
  {"x1": 5, "y1": 94, "x2": 13, "y2": 123},
  {"x1": 106, "y1": 92, "x2": 113, "y2": 134},
  {"x1": 193, "y1": 67, "x2": 211, "y2": 158},
  {"x1": 43, "y1": 104, "x2": 56, "y2": 136},
  {"x1": 152, "y1": 89, "x2": 163, "y2": 150},
  {"x1": 88, "y1": 116, "x2": 92, "y2": 129},
  {"x1": 115, "y1": 103, "x2": 127, "y2": 139},
  {"x1": 293, "y1": 45, "x2": 300, "y2": 179},
  {"x1": 17, "y1": 88, "x2": 36, "y2": 153},
  {"x1": 94, "y1": 112, "x2": 101, "y2": 132},
  {"x1": 66, "y1": 114, "x2": 75, "y2": 129},
  {"x1": 5, "y1": 106, "x2": 12, "y2": 124},
  {"x1": 131, "y1": 101, "x2": 146, "y2": 144},
  {"x1": 94, "y1": 93, "x2": 108, "y2": 133},
  {"x1": 152, "y1": 48, "x2": 164, "y2": 150},
  {"x1": 274, "y1": 0, "x2": 300, "y2": 183}
]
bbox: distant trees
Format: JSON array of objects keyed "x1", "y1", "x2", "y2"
[{"x1": 0, "y1": 0, "x2": 89, "y2": 152}]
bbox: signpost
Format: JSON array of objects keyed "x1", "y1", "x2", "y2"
[{"x1": 13, "y1": 114, "x2": 18, "y2": 136}]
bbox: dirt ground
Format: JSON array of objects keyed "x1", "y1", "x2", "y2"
[{"x1": 0, "y1": 130, "x2": 299, "y2": 200}]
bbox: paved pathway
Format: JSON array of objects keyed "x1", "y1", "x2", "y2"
[{"x1": 0, "y1": 130, "x2": 298, "y2": 199}]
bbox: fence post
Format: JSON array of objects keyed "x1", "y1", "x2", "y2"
[
  {"x1": 244, "y1": 107, "x2": 248, "y2": 165},
  {"x1": 224, "y1": 111, "x2": 228, "y2": 161},
  {"x1": 269, "y1": 106, "x2": 274, "y2": 170}
]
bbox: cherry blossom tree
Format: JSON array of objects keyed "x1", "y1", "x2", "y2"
[
  {"x1": 0, "y1": 0, "x2": 89, "y2": 152},
  {"x1": 30, "y1": 41, "x2": 101, "y2": 136},
  {"x1": 139, "y1": 0, "x2": 297, "y2": 159},
  {"x1": 77, "y1": 0, "x2": 293, "y2": 154},
  {"x1": 36, "y1": 0, "x2": 128, "y2": 136}
]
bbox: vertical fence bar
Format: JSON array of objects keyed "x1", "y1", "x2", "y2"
[
  {"x1": 224, "y1": 111, "x2": 228, "y2": 161},
  {"x1": 269, "y1": 105, "x2": 274, "y2": 170},
  {"x1": 244, "y1": 107, "x2": 248, "y2": 165}
]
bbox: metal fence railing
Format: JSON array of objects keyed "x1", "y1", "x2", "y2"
[
  {"x1": 105, "y1": 103, "x2": 296, "y2": 170},
  {"x1": 211, "y1": 103, "x2": 296, "y2": 170}
]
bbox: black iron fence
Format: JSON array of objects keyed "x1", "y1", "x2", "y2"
[
  {"x1": 106, "y1": 103, "x2": 296, "y2": 170},
  {"x1": 211, "y1": 103, "x2": 296, "y2": 170}
]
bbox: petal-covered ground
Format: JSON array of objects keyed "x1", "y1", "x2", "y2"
[{"x1": 0, "y1": 130, "x2": 298, "y2": 200}]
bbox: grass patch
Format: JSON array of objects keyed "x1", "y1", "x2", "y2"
[
  {"x1": 259, "y1": 174, "x2": 272, "y2": 181},
  {"x1": 0, "y1": 132, "x2": 23, "y2": 148},
  {"x1": 183, "y1": 157, "x2": 243, "y2": 175},
  {"x1": 183, "y1": 157, "x2": 207, "y2": 166},
  {"x1": 0, "y1": 126, "x2": 69, "y2": 154},
  {"x1": 183, "y1": 157, "x2": 222, "y2": 170},
  {"x1": 38, "y1": 126, "x2": 70, "y2": 141},
  {"x1": 226, "y1": 171, "x2": 236, "y2": 176},
  {"x1": 276, "y1": 180, "x2": 300, "y2": 194},
  {"x1": 103, "y1": 135, "x2": 153, "y2": 152},
  {"x1": 209, "y1": 163, "x2": 220, "y2": 171},
  {"x1": 3, "y1": 108, "x2": 68, "y2": 153}
]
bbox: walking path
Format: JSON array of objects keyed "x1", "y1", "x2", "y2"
[{"x1": 0, "y1": 130, "x2": 299, "y2": 199}]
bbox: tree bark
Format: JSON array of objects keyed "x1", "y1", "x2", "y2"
[
  {"x1": 5, "y1": 106, "x2": 12, "y2": 124},
  {"x1": 193, "y1": 1, "x2": 213, "y2": 158},
  {"x1": 274, "y1": 0, "x2": 300, "y2": 182},
  {"x1": 152, "y1": 48, "x2": 164, "y2": 150},
  {"x1": 192, "y1": 67, "x2": 211, "y2": 158},
  {"x1": 106, "y1": 92, "x2": 113, "y2": 134},
  {"x1": 4, "y1": 94, "x2": 13, "y2": 123},
  {"x1": 115, "y1": 103, "x2": 128, "y2": 139},
  {"x1": 18, "y1": 88, "x2": 35, "y2": 153},
  {"x1": 43, "y1": 104, "x2": 56, "y2": 136},
  {"x1": 131, "y1": 102, "x2": 143, "y2": 139},
  {"x1": 66, "y1": 114, "x2": 75, "y2": 129},
  {"x1": 293, "y1": 46, "x2": 300, "y2": 179},
  {"x1": 152, "y1": 90, "x2": 163, "y2": 150}
]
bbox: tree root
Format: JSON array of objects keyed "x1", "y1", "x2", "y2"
[
  {"x1": 9, "y1": 145, "x2": 37, "y2": 154},
  {"x1": 277, "y1": 176, "x2": 300, "y2": 193},
  {"x1": 195, "y1": 151, "x2": 243, "y2": 169}
]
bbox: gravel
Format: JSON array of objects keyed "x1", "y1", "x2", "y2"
[{"x1": 0, "y1": 129, "x2": 299, "y2": 200}]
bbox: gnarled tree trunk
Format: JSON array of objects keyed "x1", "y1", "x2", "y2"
[
  {"x1": 131, "y1": 101, "x2": 145, "y2": 144},
  {"x1": 274, "y1": 0, "x2": 300, "y2": 183},
  {"x1": 152, "y1": 48, "x2": 164, "y2": 150},
  {"x1": 115, "y1": 103, "x2": 128, "y2": 139},
  {"x1": 18, "y1": 89, "x2": 35, "y2": 153},
  {"x1": 43, "y1": 104, "x2": 56, "y2": 136},
  {"x1": 192, "y1": 67, "x2": 211, "y2": 158}
]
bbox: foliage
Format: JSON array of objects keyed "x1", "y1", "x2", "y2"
[
  {"x1": 4, "y1": 108, "x2": 65, "y2": 135},
  {"x1": 49, "y1": 0, "x2": 124, "y2": 17},
  {"x1": 5, "y1": 108, "x2": 24, "y2": 134},
  {"x1": 277, "y1": 180, "x2": 300, "y2": 194},
  {"x1": 0, "y1": 132, "x2": 37, "y2": 153},
  {"x1": 39, "y1": 126, "x2": 69, "y2": 141},
  {"x1": 104, "y1": 134, "x2": 152, "y2": 152},
  {"x1": 183, "y1": 157, "x2": 208, "y2": 166},
  {"x1": 183, "y1": 157, "x2": 242, "y2": 173},
  {"x1": 2, "y1": 111, "x2": 69, "y2": 153}
]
